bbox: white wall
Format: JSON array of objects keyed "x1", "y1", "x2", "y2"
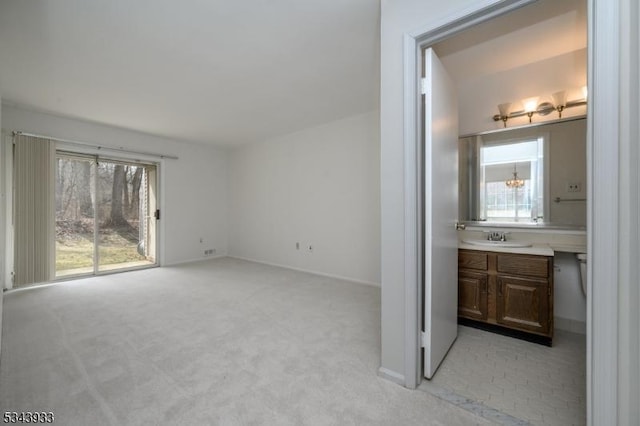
[
  {"x1": 1, "y1": 104, "x2": 229, "y2": 267},
  {"x1": 228, "y1": 111, "x2": 380, "y2": 285}
]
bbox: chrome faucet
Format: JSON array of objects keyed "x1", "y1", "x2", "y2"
[{"x1": 488, "y1": 231, "x2": 507, "y2": 242}]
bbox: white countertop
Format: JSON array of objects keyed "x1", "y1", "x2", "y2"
[
  {"x1": 458, "y1": 242, "x2": 555, "y2": 256},
  {"x1": 549, "y1": 244, "x2": 587, "y2": 253},
  {"x1": 458, "y1": 228, "x2": 587, "y2": 256}
]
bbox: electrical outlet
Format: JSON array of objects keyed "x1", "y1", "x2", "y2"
[
  {"x1": 307, "y1": 245, "x2": 313, "y2": 253},
  {"x1": 566, "y1": 181, "x2": 582, "y2": 193}
]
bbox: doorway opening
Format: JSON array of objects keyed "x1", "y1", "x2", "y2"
[
  {"x1": 417, "y1": 0, "x2": 588, "y2": 423},
  {"x1": 55, "y1": 153, "x2": 158, "y2": 278}
]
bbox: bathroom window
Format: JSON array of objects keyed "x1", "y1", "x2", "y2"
[{"x1": 479, "y1": 136, "x2": 545, "y2": 222}]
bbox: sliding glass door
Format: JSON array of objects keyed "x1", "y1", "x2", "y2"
[{"x1": 55, "y1": 154, "x2": 158, "y2": 278}]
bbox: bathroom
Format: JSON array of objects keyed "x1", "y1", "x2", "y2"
[{"x1": 419, "y1": 0, "x2": 588, "y2": 424}]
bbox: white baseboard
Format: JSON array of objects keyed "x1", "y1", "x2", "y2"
[
  {"x1": 166, "y1": 254, "x2": 227, "y2": 267},
  {"x1": 555, "y1": 316, "x2": 586, "y2": 334},
  {"x1": 228, "y1": 255, "x2": 381, "y2": 287},
  {"x1": 378, "y1": 367, "x2": 406, "y2": 385}
]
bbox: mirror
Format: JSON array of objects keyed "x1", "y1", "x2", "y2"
[{"x1": 459, "y1": 117, "x2": 586, "y2": 228}]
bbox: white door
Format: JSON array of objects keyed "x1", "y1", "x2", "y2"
[{"x1": 423, "y1": 47, "x2": 459, "y2": 379}]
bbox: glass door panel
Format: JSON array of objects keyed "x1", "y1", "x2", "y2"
[
  {"x1": 55, "y1": 156, "x2": 96, "y2": 277},
  {"x1": 97, "y1": 161, "x2": 156, "y2": 272}
]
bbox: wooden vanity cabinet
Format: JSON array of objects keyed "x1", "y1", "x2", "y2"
[{"x1": 458, "y1": 249, "x2": 554, "y2": 344}]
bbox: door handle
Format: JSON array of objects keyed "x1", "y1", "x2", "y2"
[{"x1": 455, "y1": 222, "x2": 466, "y2": 230}]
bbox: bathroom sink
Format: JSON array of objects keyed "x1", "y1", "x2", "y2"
[{"x1": 462, "y1": 239, "x2": 533, "y2": 248}]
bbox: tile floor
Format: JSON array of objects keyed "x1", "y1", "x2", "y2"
[{"x1": 421, "y1": 325, "x2": 586, "y2": 425}]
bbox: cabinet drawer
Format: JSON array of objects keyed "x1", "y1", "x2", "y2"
[
  {"x1": 497, "y1": 254, "x2": 549, "y2": 278},
  {"x1": 459, "y1": 250, "x2": 488, "y2": 271}
]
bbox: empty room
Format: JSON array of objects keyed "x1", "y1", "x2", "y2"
[{"x1": 0, "y1": 1, "x2": 638, "y2": 425}]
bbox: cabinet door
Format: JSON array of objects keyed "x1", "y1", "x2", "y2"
[
  {"x1": 496, "y1": 275, "x2": 550, "y2": 335},
  {"x1": 458, "y1": 270, "x2": 488, "y2": 320}
]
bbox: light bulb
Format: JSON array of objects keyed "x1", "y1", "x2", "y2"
[
  {"x1": 522, "y1": 97, "x2": 539, "y2": 123},
  {"x1": 522, "y1": 97, "x2": 539, "y2": 113}
]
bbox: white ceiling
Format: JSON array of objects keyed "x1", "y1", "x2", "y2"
[
  {"x1": 0, "y1": 0, "x2": 586, "y2": 147},
  {"x1": 0, "y1": 0, "x2": 380, "y2": 146},
  {"x1": 435, "y1": 0, "x2": 587, "y2": 84}
]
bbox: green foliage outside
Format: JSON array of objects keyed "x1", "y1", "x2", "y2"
[{"x1": 56, "y1": 231, "x2": 146, "y2": 272}]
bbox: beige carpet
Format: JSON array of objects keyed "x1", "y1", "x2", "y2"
[{"x1": 0, "y1": 258, "x2": 491, "y2": 425}]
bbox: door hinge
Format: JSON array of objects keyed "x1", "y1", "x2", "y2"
[
  {"x1": 421, "y1": 330, "x2": 428, "y2": 348},
  {"x1": 154, "y1": 209, "x2": 160, "y2": 220},
  {"x1": 420, "y1": 78, "x2": 428, "y2": 95}
]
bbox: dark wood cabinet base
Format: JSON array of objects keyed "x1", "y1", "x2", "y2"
[
  {"x1": 458, "y1": 249, "x2": 554, "y2": 345},
  {"x1": 458, "y1": 317, "x2": 552, "y2": 346}
]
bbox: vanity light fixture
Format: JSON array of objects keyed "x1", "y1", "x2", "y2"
[
  {"x1": 522, "y1": 97, "x2": 539, "y2": 123},
  {"x1": 505, "y1": 163, "x2": 525, "y2": 188},
  {"x1": 493, "y1": 88, "x2": 588, "y2": 126}
]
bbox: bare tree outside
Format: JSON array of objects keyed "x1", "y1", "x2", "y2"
[
  {"x1": 130, "y1": 168, "x2": 143, "y2": 215},
  {"x1": 106, "y1": 164, "x2": 128, "y2": 226},
  {"x1": 79, "y1": 161, "x2": 93, "y2": 217}
]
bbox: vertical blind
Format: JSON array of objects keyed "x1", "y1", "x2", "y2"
[{"x1": 13, "y1": 134, "x2": 55, "y2": 286}]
